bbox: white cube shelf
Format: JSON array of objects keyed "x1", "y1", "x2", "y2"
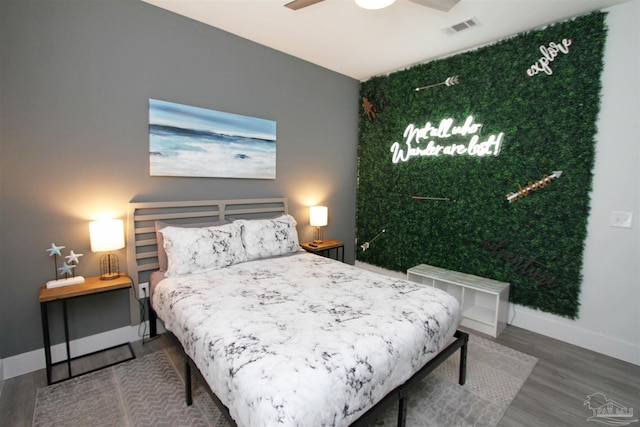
[{"x1": 407, "y1": 264, "x2": 510, "y2": 338}]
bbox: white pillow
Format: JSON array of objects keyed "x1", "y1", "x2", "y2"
[
  {"x1": 237, "y1": 215, "x2": 302, "y2": 261},
  {"x1": 155, "y1": 219, "x2": 230, "y2": 272},
  {"x1": 160, "y1": 222, "x2": 247, "y2": 277}
]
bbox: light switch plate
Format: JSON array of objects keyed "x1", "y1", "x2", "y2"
[{"x1": 610, "y1": 211, "x2": 633, "y2": 228}]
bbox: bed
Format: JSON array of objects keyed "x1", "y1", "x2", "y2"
[{"x1": 126, "y1": 198, "x2": 468, "y2": 427}]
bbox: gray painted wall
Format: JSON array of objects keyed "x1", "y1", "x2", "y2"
[{"x1": 0, "y1": 0, "x2": 359, "y2": 358}]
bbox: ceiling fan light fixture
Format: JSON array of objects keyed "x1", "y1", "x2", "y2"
[{"x1": 355, "y1": 0, "x2": 396, "y2": 10}]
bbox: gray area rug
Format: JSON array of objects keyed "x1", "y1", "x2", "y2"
[{"x1": 33, "y1": 334, "x2": 537, "y2": 427}]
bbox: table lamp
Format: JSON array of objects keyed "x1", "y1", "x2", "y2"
[
  {"x1": 89, "y1": 219, "x2": 125, "y2": 280},
  {"x1": 310, "y1": 206, "x2": 328, "y2": 244}
]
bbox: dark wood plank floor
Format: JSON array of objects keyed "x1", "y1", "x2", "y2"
[{"x1": 1, "y1": 326, "x2": 638, "y2": 426}]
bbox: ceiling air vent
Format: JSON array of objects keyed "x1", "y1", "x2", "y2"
[{"x1": 442, "y1": 17, "x2": 480, "y2": 36}]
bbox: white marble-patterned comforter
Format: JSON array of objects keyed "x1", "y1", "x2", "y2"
[{"x1": 152, "y1": 252, "x2": 461, "y2": 427}]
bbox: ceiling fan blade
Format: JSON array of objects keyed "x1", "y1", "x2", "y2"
[
  {"x1": 284, "y1": 0, "x2": 325, "y2": 10},
  {"x1": 409, "y1": 0, "x2": 460, "y2": 12}
]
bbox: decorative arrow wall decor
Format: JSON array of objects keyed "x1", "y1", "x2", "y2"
[
  {"x1": 415, "y1": 76, "x2": 459, "y2": 92},
  {"x1": 506, "y1": 171, "x2": 563, "y2": 203},
  {"x1": 360, "y1": 229, "x2": 386, "y2": 252},
  {"x1": 412, "y1": 196, "x2": 454, "y2": 202}
]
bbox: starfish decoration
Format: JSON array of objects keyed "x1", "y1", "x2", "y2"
[
  {"x1": 65, "y1": 250, "x2": 84, "y2": 264},
  {"x1": 46, "y1": 243, "x2": 65, "y2": 257},
  {"x1": 58, "y1": 262, "x2": 76, "y2": 277}
]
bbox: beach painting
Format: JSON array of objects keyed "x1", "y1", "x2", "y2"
[{"x1": 149, "y1": 99, "x2": 276, "y2": 179}]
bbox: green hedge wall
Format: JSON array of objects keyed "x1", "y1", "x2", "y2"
[{"x1": 356, "y1": 12, "x2": 607, "y2": 318}]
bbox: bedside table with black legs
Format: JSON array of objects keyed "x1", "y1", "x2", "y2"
[
  {"x1": 39, "y1": 274, "x2": 136, "y2": 385},
  {"x1": 300, "y1": 239, "x2": 345, "y2": 262}
]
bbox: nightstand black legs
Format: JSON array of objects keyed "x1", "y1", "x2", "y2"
[{"x1": 39, "y1": 276, "x2": 136, "y2": 385}]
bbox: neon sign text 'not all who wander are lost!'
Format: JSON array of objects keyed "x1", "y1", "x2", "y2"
[{"x1": 390, "y1": 115, "x2": 504, "y2": 164}]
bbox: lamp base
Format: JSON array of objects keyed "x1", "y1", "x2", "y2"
[
  {"x1": 100, "y1": 272, "x2": 120, "y2": 281},
  {"x1": 313, "y1": 227, "x2": 324, "y2": 244},
  {"x1": 99, "y1": 253, "x2": 120, "y2": 280}
]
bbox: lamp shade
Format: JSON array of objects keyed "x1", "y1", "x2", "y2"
[
  {"x1": 89, "y1": 219, "x2": 125, "y2": 252},
  {"x1": 310, "y1": 206, "x2": 328, "y2": 227}
]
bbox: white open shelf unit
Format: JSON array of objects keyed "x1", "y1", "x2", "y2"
[{"x1": 407, "y1": 264, "x2": 510, "y2": 338}]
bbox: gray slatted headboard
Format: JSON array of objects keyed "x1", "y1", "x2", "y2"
[{"x1": 126, "y1": 198, "x2": 289, "y2": 324}]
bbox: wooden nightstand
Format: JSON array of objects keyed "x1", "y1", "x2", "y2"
[
  {"x1": 300, "y1": 239, "x2": 345, "y2": 262},
  {"x1": 39, "y1": 274, "x2": 136, "y2": 385}
]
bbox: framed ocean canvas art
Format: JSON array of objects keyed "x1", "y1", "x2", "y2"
[{"x1": 149, "y1": 99, "x2": 277, "y2": 179}]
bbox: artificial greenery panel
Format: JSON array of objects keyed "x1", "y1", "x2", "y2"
[{"x1": 356, "y1": 12, "x2": 607, "y2": 318}]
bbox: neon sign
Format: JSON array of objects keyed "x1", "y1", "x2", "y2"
[{"x1": 390, "y1": 115, "x2": 504, "y2": 163}]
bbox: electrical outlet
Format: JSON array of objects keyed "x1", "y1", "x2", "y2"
[
  {"x1": 610, "y1": 211, "x2": 633, "y2": 228},
  {"x1": 138, "y1": 282, "x2": 149, "y2": 299}
]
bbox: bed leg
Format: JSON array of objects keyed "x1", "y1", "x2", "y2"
[
  {"x1": 185, "y1": 358, "x2": 193, "y2": 406},
  {"x1": 458, "y1": 332, "x2": 469, "y2": 385},
  {"x1": 397, "y1": 395, "x2": 407, "y2": 427},
  {"x1": 149, "y1": 303, "x2": 157, "y2": 338}
]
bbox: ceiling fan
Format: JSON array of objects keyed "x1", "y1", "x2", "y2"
[{"x1": 285, "y1": 0, "x2": 460, "y2": 12}]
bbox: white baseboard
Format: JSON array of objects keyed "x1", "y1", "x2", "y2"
[
  {"x1": 509, "y1": 305, "x2": 640, "y2": 366},
  {"x1": 2, "y1": 323, "x2": 149, "y2": 380}
]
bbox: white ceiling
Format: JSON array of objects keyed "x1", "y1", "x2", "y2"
[{"x1": 142, "y1": 0, "x2": 630, "y2": 81}]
